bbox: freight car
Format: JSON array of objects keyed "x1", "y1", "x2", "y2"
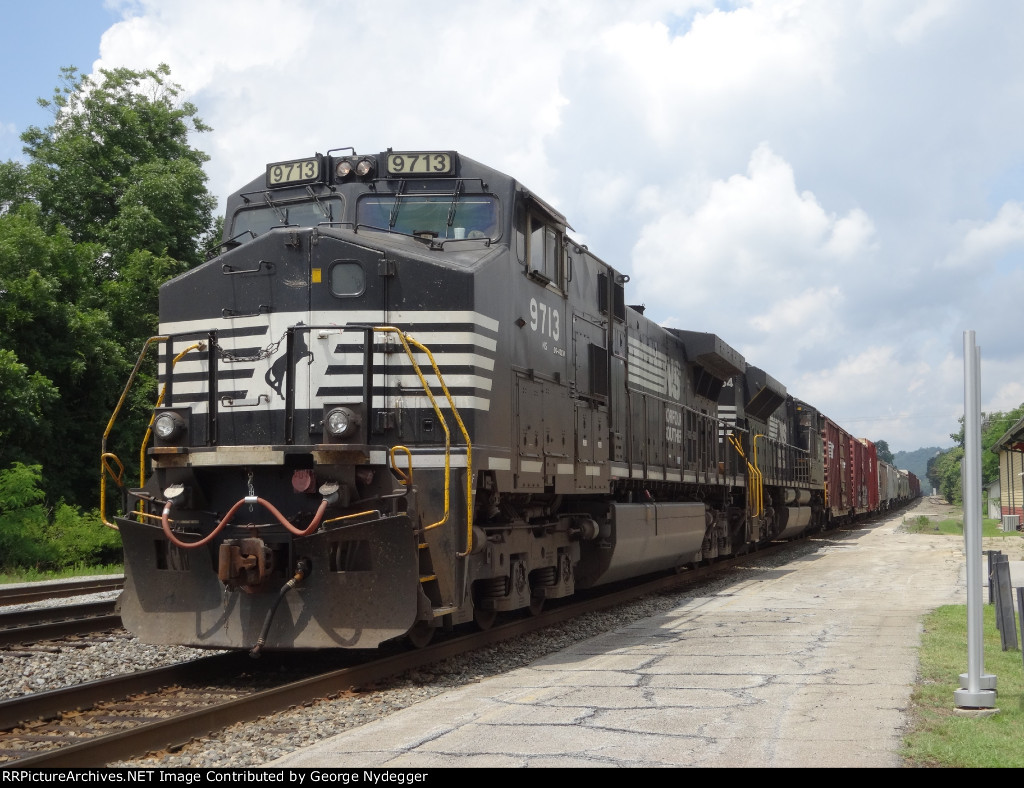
[{"x1": 100, "y1": 148, "x2": 920, "y2": 652}]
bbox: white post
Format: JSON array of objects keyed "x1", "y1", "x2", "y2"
[{"x1": 955, "y1": 330, "x2": 997, "y2": 709}]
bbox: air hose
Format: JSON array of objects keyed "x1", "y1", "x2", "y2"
[{"x1": 250, "y1": 559, "x2": 309, "y2": 659}]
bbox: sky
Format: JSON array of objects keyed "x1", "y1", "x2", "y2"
[{"x1": 3, "y1": 0, "x2": 1024, "y2": 455}]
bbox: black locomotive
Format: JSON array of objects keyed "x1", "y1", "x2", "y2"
[{"x1": 102, "y1": 148, "x2": 917, "y2": 652}]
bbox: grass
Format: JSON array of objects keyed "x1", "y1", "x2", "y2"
[
  {"x1": 904, "y1": 604, "x2": 1024, "y2": 767},
  {"x1": 902, "y1": 503, "x2": 1024, "y2": 767},
  {"x1": 903, "y1": 514, "x2": 1015, "y2": 538},
  {"x1": 0, "y1": 563, "x2": 122, "y2": 584}
]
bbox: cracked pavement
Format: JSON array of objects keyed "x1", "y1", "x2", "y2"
[{"x1": 272, "y1": 501, "x2": 968, "y2": 768}]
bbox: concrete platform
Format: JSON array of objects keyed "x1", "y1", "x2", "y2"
[{"x1": 271, "y1": 504, "x2": 993, "y2": 768}]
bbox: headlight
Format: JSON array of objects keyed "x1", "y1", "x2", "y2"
[
  {"x1": 154, "y1": 411, "x2": 186, "y2": 442},
  {"x1": 356, "y1": 158, "x2": 374, "y2": 177},
  {"x1": 325, "y1": 407, "x2": 359, "y2": 439},
  {"x1": 335, "y1": 159, "x2": 353, "y2": 178}
]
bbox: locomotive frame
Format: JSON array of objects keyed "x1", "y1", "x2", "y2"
[{"x1": 101, "y1": 147, "x2": 919, "y2": 652}]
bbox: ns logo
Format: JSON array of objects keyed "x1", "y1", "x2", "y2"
[{"x1": 667, "y1": 360, "x2": 682, "y2": 401}]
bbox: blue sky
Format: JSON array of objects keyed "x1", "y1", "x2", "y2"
[
  {"x1": 3, "y1": 0, "x2": 1024, "y2": 457},
  {"x1": 0, "y1": 1, "x2": 118, "y2": 161}
]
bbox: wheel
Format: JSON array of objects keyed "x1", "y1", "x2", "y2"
[
  {"x1": 473, "y1": 605, "x2": 497, "y2": 631},
  {"x1": 406, "y1": 620, "x2": 434, "y2": 649}
]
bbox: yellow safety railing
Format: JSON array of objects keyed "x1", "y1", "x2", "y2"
[
  {"x1": 752, "y1": 434, "x2": 769, "y2": 519},
  {"x1": 139, "y1": 343, "x2": 204, "y2": 490},
  {"x1": 372, "y1": 327, "x2": 474, "y2": 556},
  {"x1": 389, "y1": 445, "x2": 414, "y2": 486},
  {"x1": 727, "y1": 432, "x2": 764, "y2": 518},
  {"x1": 100, "y1": 337, "x2": 203, "y2": 529},
  {"x1": 101, "y1": 336, "x2": 167, "y2": 529}
]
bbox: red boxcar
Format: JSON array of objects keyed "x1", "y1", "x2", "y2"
[
  {"x1": 823, "y1": 418, "x2": 852, "y2": 520},
  {"x1": 858, "y1": 438, "x2": 879, "y2": 512}
]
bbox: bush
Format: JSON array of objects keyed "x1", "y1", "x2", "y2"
[{"x1": 0, "y1": 462, "x2": 121, "y2": 571}]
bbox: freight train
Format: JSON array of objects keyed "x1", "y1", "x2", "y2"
[{"x1": 101, "y1": 148, "x2": 920, "y2": 653}]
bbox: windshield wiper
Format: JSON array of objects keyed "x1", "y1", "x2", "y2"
[
  {"x1": 446, "y1": 179, "x2": 464, "y2": 230},
  {"x1": 305, "y1": 186, "x2": 332, "y2": 220},
  {"x1": 262, "y1": 192, "x2": 288, "y2": 224},
  {"x1": 388, "y1": 180, "x2": 407, "y2": 229}
]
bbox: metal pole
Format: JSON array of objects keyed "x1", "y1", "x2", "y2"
[{"x1": 956, "y1": 330, "x2": 997, "y2": 709}]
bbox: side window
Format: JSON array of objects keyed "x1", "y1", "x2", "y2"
[
  {"x1": 329, "y1": 261, "x2": 365, "y2": 297},
  {"x1": 525, "y1": 211, "x2": 563, "y2": 288}
]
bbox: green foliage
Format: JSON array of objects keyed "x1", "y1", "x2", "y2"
[
  {"x1": 44, "y1": 502, "x2": 122, "y2": 568},
  {"x1": 928, "y1": 446, "x2": 965, "y2": 505},
  {"x1": 0, "y1": 463, "x2": 53, "y2": 567},
  {"x1": 20, "y1": 64, "x2": 214, "y2": 265},
  {"x1": 904, "y1": 514, "x2": 1015, "y2": 538},
  {"x1": 0, "y1": 204, "x2": 129, "y2": 503},
  {"x1": 981, "y1": 407, "x2": 1024, "y2": 484},
  {"x1": 0, "y1": 63, "x2": 215, "y2": 518},
  {"x1": 0, "y1": 349, "x2": 58, "y2": 464},
  {"x1": 873, "y1": 439, "x2": 895, "y2": 465},
  {"x1": 0, "y1": 160, "x2": 30, "y2": 214},
  {"x1": 0, "y1": 564, "x2": 122, "y2": 584},
  {"x1": 0, "y1": 462, "x2": 46, "y2": 509},
  {"x1": 927, "y1": 404, "x2": 1024, "y2": 504},
  {"x1": 0, "y1": 462, "x2": 120, "y2": 571}
]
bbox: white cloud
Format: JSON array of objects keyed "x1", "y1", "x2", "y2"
[
  {"x1": 85, "y1": 0, "x2": 1024, "y2": 451},
  {"x1": 942, "y1": 202, "x2": 1024, "y2": 270},
  {"x1": 632, "y1": 143, "x2": 876, "y2": 363}
]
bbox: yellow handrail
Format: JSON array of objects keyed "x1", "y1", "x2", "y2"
[
  {"x1": 372, "y1": 327, "x2": 474, "y2": 556},
  {"x1": 389, "y1": 445, "x2": 414, "y2": 486},
  {"x1": 751, "y1": 434, "x2": 767, "y2": 519},
  {"x1": 100, "y1": 335, "x2": 168, "y2": 529},
  {"x1": 727, "y1": 432, "x2": 763, "y2": 518},
  {"x1": 100, "y1": 338, "x2": 203, "y2": 529},
  {"x1": 138, "y1": 343, "x2": 204, "y2": 490}
]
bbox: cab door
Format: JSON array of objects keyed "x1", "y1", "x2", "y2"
[
  {"x1": 213, "y1": 229, "x2": 314, "y2": 447},
  {"x1": 305, "y1": 238, "x2": 389, "y2": 445}
]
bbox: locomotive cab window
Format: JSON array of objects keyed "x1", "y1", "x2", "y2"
[
  {"x1": 229, "y1": 195, "x2": 344, "y2": 242},
  {"x1": 329, "y1": 261, "x2": 366, "y2": 297},
  {"x1": 356, "y1": 194, "x2": 498, "y2": 240},
  {"x1": 517, "y1": 206, "x2": 565, "y2": 290}
]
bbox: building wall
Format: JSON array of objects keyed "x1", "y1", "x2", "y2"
[{"x1": 998, "y1": 450, "x2": 1024, "y2": 518}]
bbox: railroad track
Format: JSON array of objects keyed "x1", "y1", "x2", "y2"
[
  {"x1": 0, "y1": 577, "x2": 123, "y2": 607},
  {"x1": 0, "y1": 601, "x2": 121, "y2": 648},
  {"x1": 0, "y1": 542, "x2": 793, "y2": 768}
]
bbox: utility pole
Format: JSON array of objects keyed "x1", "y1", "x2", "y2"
[{"x1": 955, "y1": 330, "x2": 997, "y2": 711}]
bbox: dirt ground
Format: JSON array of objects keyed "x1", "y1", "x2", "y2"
[{"x1": 904, "y1": 495, "x2": 1024, "y2": 560}]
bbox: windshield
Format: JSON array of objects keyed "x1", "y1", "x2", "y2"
[
  {"x1": 357, "y1": 195, "x2": 499, "y2": 240},
  {"x1": 230, "y1": 196, "x2": 344, "y2": 241}
]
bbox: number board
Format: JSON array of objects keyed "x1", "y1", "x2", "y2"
[
  {"x1": 266, "y1": 156, "x2": 322, "y2": 188},
  {"x1": 385, "y1": 152, "x2": 454, "y2": 176}
]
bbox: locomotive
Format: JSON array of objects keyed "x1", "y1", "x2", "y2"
[{"x1": 101, "y1": 148, "x2": 919, "y2": 652}]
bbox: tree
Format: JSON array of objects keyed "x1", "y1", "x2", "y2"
[
  {"x1": 0, "y1": 64, "x2": 215, "y2": 512},
  {"x1": 927, "y1": 446, "x2": 964, "y2": 505},
  {"x1": 20, "y1": 64, "x2": 215, "y2": 267},
  {"x1": 924, "y1": 404, "x2": 1024, "y2": 505},
  {"x1": 874, "y1": 439, "x2": 895, "y2": 465},
  {"x1": 0, "y1": 203, "x2": 126, "y2": 503}
]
